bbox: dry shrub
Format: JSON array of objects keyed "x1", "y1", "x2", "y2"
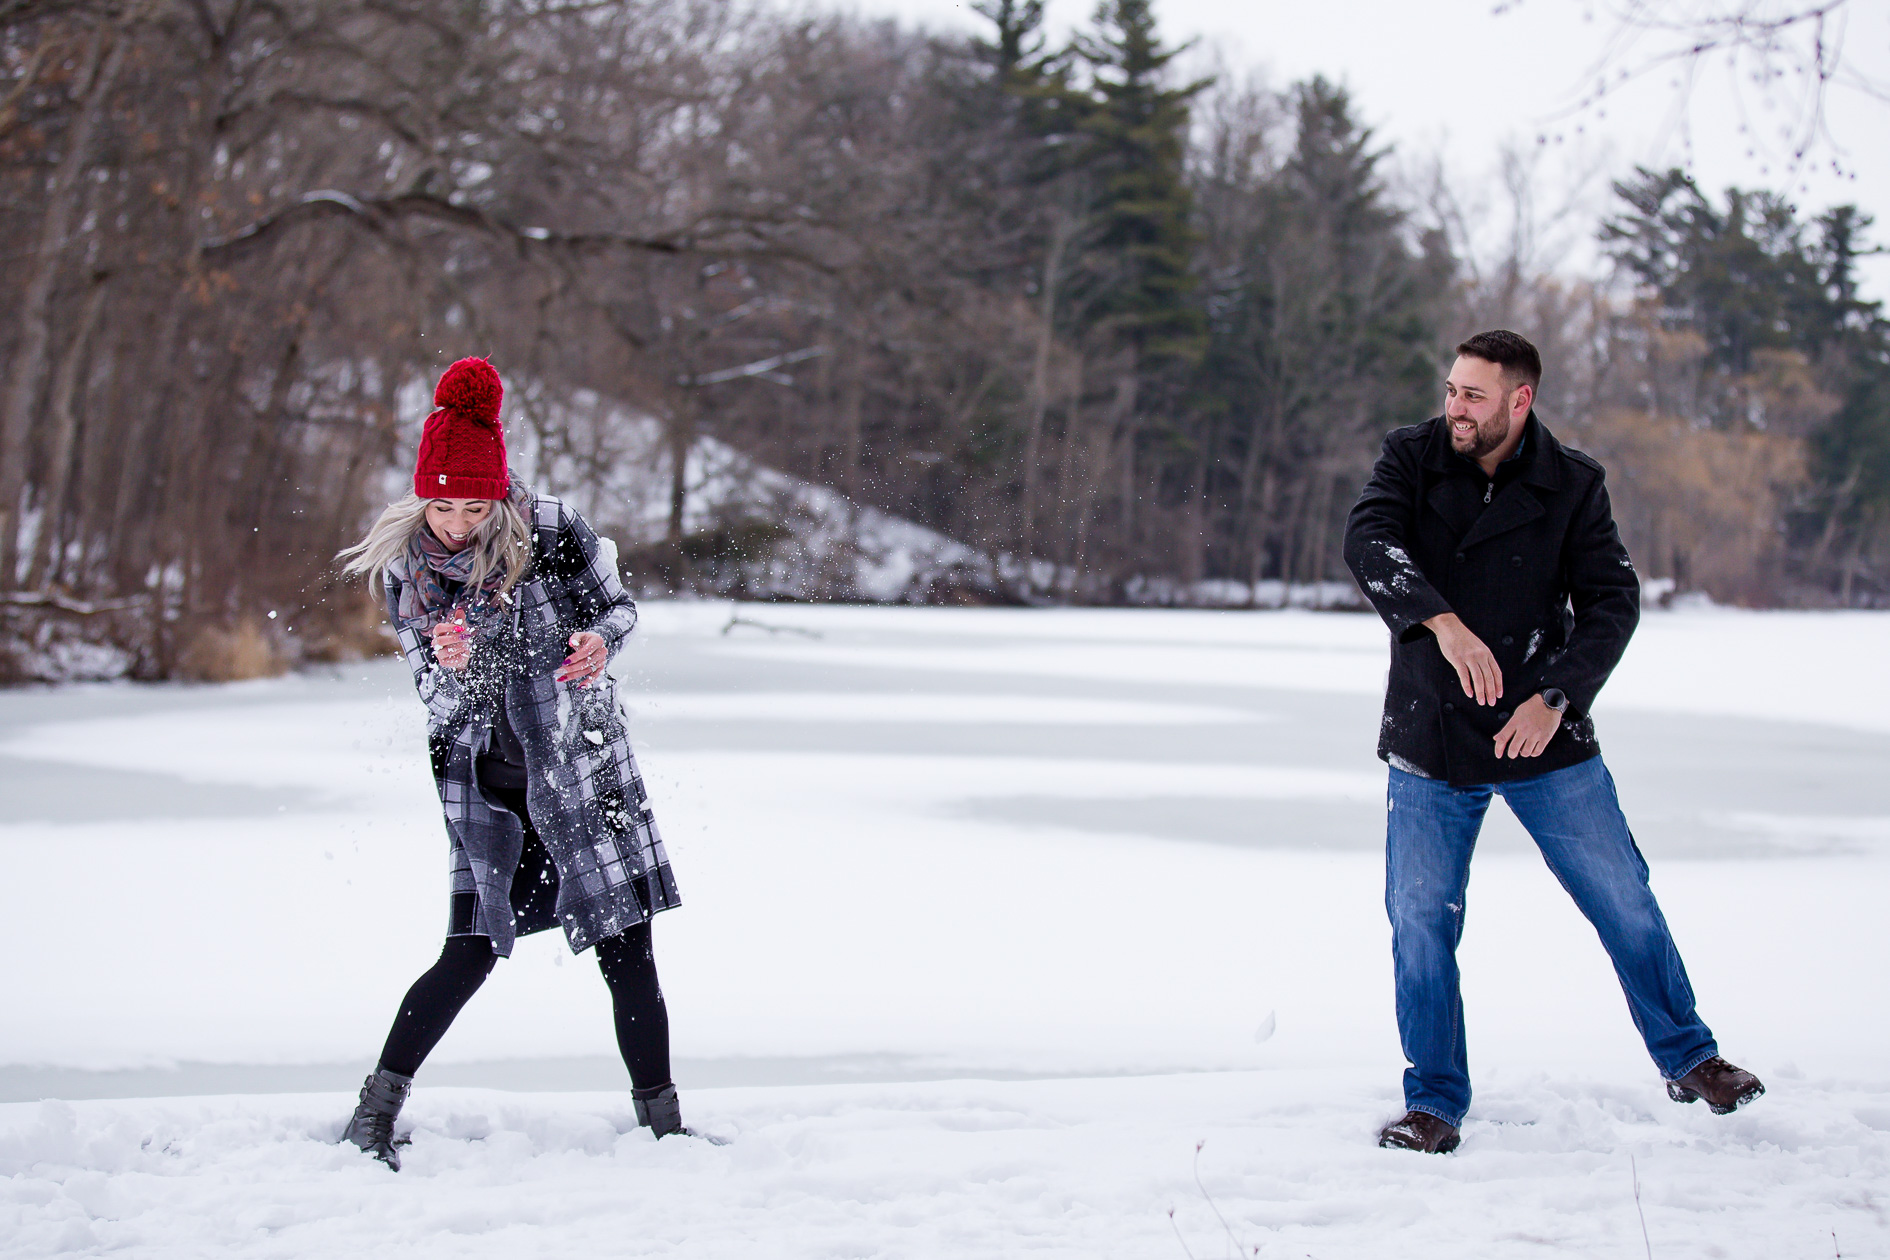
[
  {"x1": 1571, "y1": 408, "x2": 1806, "y2": 605},
  {"x1": 1744, "y1": 348, "x2": 1844, "y2": 437},
  {"x1": 175, "y1": 620, "x2": 285, "y2": 683},
  {"x1": 298, "y1": 589, "x2": 399, "y2": 664}
]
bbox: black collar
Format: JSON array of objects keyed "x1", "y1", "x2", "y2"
[{"x1": 1421, "y1": 410, "x2": 1561, "y2": 491}]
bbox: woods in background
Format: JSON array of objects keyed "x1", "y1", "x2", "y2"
[{"x1": 3, "y1": 0, "x2": 1889, "y2": 680}]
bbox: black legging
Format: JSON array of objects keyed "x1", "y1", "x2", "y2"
[
  {"x1": 376, "y1": 796, "x2": 671, "y2": 1087},
  {"x1": 377, "y1": 924, "x2": 670, "y2": 1087}
]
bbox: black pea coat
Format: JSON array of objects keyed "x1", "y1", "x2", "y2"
[{"x1": 1342, "y1": 412, "x2": 1640, "y2": 786}]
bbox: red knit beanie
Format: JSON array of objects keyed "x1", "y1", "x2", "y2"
[{"x1": 414, "y1": 357, "x2": 509, "y2": 500}]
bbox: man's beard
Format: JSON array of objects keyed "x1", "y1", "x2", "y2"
[{"x1": 1451, "y1": 399, "x2": 1514, "y2": 460}]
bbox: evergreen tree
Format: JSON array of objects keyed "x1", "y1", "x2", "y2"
[
  {"x1": 972, "y1": 0, "x2": 1048, "y2": 79},
  {"x1": 1806, "y1": 207, "x2": 1890, "y2": 596},
  {"x1": 967, "y1": 0, "x2": 1083, "y2": 190},
  {"x1": 1072, "y1": 0, "x2": 1208, "y2": 366},
  {"x1": 1192, "y1": 77, "x2": 1447, "y2": 584},
  {"x1": 1604, "y1": 168, "x2": 1833, "y2": 396},
  {"x1": 1603, "y1": 170, "x2": 1890, "y2": 599}
]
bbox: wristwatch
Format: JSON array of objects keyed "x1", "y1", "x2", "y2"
[{"x1": 1538, "y1": 688, "x2": 1569, "y2": 715}]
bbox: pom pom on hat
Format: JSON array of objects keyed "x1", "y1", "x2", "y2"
[
  {"x1": 414, "y1": 357, "x2": 510, "y2": 500},
  {"x1": 433, "y1": 356, "x2": 503, "y2": 426}
]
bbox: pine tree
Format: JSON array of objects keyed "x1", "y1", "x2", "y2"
[
  {"x1": 1806, "y1": 207, "x2": 1890, "y2": 597},
  {"x1": 1603, "y1": 170, "x2": 1890, "y2": 598},
  {"x1": 972, "y1": 0, "x2": 1048, "y2": 79},
  {"x1": 1603, "y1": 168, "x2": 1831, "y2": 393},
  {"x1": 968, "y1": 0, "x2": 1082, "y2": 187},
  {"x1": 1192, "y1": 77, "x2": 1448, "y2": 585},
  {"x1": 1072, "y1": 0, "x2": 1208, "y2": 366}
]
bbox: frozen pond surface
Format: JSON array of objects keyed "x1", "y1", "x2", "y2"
[{"x1": 2, "y1": 603, "x2": 1886, "y2": 1257}]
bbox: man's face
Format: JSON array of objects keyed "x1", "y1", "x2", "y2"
[{"x1": 1443, "y1": 356, "x2": 1529, "y2": 460}]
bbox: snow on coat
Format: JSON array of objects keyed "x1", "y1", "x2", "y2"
[
  {"x1": 1342, "y1": 413, "x2": 1640, "y2": 787},
  {"x1": 386, "y1": 492, "x2": 680, "y2": 955}
]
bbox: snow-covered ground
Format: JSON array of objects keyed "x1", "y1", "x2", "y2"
[{"x1": 2, "y1": 604, "x2": 1887, "y2": 1257}]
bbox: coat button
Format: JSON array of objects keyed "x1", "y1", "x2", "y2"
[
  {"x1": 1443, "y1": 702, "x2": 1455, "y2": 713},
  {"x1": 1497, "y1": 709, "x2": 1511, "y2": 722},
  {"x1": 1455, "y1": 551, "x2": 1466, "y2": 561},
  {"x1": 1510, "y1": 555, "x2": 1523, "y2": 567},
  {"x1": 1501, "y1": 635, "x2": 1514, "y2": 645}
]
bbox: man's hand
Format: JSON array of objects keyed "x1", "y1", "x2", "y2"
[
  {"x1": 1424, "y1": 611, "x2": 1502, "y2": 705},
  {"x1": 430, "y1": 610, "x2": 471, "y2": 672},
  {"x1": 1493, "y1": 693, "x2": 1562, "y2": 759}
]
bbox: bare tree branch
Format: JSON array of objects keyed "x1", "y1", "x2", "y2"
[
  {"x1": 1514, "y1": 0, "x2": 1884, "y2": 174},
  {"x1": 683, "y1": 344, "x2": 829, "y2": 387},
  {"x1": 199, "y1": 189, "x2": 841, "y2": 271}
]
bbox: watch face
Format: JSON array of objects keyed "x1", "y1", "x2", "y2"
[{"x1": 1541, "y1": 688, "x2": 1568, "y2": 713}]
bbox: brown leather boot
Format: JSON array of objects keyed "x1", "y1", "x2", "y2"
[
  {"x1": 1377, "y1": 1110, "x2": 1461, "y2": 1153},
  {"x1": 1666, "y1": 1057, "x2": 1765, "y2": 1115}
]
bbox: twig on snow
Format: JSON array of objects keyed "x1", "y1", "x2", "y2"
[
  {"x1": 1167, "y1": 1207, "x2": 1198, "y2": 1260},
  {"x1": 720, "y1": 614, "x2": 822, "y2": 639},
  {"x1": 1191, "y1": 1140, "x2": 1259, "y2": 1258},
  {"x1": 1632, "y1": 1155, "x2": 1653, "y2": 1260}
]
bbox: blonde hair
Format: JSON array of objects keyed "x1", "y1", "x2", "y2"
[{"x1": 339, "y1": 478, "x2": 534, "y2": 597}]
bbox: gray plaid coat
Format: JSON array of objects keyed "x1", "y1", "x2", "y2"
[{"x1": 386, "y1": 492, "x2": 680, "y2": 956}]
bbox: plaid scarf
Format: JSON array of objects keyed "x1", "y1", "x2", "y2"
[{"x1": 397, "y1": 526, "x2": 510, "y2": 626}]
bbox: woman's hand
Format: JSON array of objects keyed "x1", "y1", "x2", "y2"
[
  {"x1": 430, "y1": 612, "x2": 472, "y2": 672},
  {"x1": 556, "y1": 631, "x2": 608, "y2": 687}
]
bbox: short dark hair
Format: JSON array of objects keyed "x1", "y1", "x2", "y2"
[{"x1": 1455, "y1": 330, "x2": 1542, "y2": 394}]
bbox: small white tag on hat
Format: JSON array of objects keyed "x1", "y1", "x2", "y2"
[{"x1": 438, "y1": 474, "x2": 447, "y2": 485}]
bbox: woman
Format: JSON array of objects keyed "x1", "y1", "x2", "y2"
[{"x1": 335, "y1": 357, "x2": 691, "y2": 1170}]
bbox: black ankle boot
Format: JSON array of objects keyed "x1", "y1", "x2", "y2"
[
  {"x1": 341, "y1": 1067, "x2": 413, "y2": 1170},
  {"x1": 633, "y1": 1082, "x2": 684, "y2": 1137}
]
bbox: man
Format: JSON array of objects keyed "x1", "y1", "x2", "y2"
[{"x1": 1342, "y1": 329, "x2": 1763, "y2": 1155}]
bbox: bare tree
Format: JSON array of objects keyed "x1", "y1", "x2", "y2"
[{"x1": 1510, "y1": 0, "x2": 1884, "y2": 175}]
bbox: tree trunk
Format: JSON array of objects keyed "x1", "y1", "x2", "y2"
[
  {"x1": 1248, "y1": 466, "x2": 1278, "y2": 599},
  {"x1": 666, "y1": 397, "x2": 696, "y2": 544},
  {"x1": 234, "y1": 335, "x2": 306, "y2": 572},
  {"x1": 0, "y1": 24, "x2": 126, "y2": 587},
  {"x1": 1020, "y1": 213, "x2": 1076, "y2": 551},
  {"x1": 106, "y1": 273, "x2": 196, "y2": 588},
  {"x1": 1108, "y1": 366, "x2": 1138, "y2": 566},
  {"x1": 839, "y1": 360, "x2": 864, "y2": 503},
  {"x1": 1054, "y1": 354, "x2": 1087, "y2": 579},
  {"x1": 1235, "y1": 375, "x2": 1287, "y2": 591},
  {"x1": 26, "y1": 272, "x2": 111, "y2": 590},
  {"x1": 1182, "y1": 442, "x2": 1210, "y2": 587}
]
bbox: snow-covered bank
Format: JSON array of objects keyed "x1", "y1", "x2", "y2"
[
  {"x1": 6, "y1": 1070, "x2": 1886, "y2": 1259},
  {"x1": 2, "y1": 604, "x2": 1886, "y2": 1255}
]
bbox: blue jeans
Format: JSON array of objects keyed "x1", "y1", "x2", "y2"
[{"x1": 1386, "y1": 756, "x2": 1718, "y2": 1126}]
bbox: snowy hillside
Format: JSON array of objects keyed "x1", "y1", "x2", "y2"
[
  {"x1": 503, "y1": 388, "x2": 992, "y2": 602},
  {"x1": 507, "y1": 387, "x2": 1363, "y2": 608},
  {"x1": 2, "y1": 605, "x2": 1887, "y2": 1256}
]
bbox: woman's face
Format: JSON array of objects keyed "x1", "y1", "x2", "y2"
[{"x1": 425, "y1": 498, "x2": 493, "y2": 552}]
